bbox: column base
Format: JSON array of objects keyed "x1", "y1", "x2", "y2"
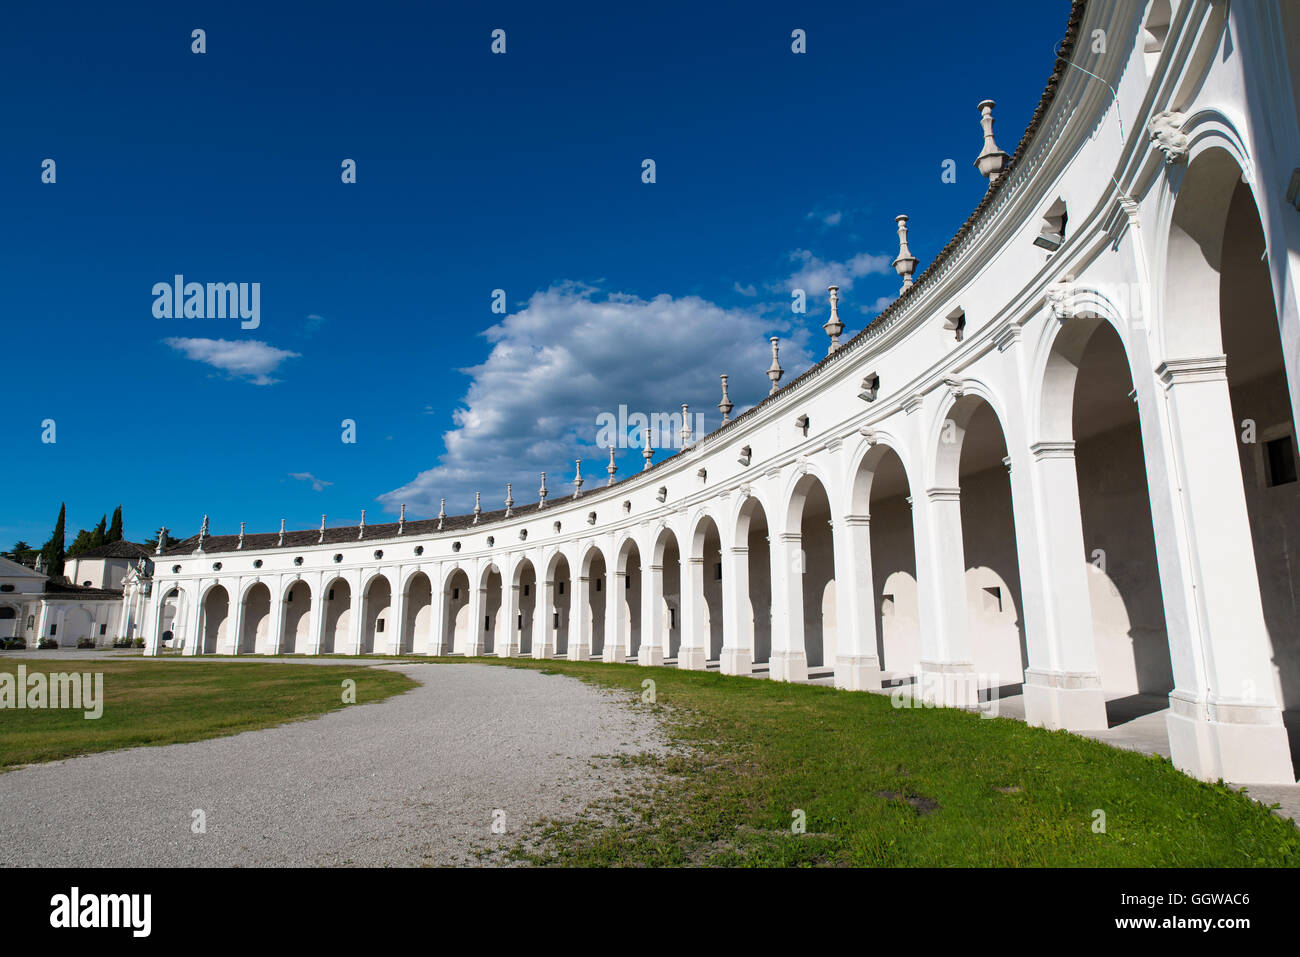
[
  {"x1": 677, "y1": 647, "x2": 708, "y2": 671},
  {"x1": 1022, "y1": 669, "x2": 1108, "y2": 730},
  {"x1": 464, "y1": 642, "x2": 485, "y2": 657},
  {"x1": 603, "y1": 645, "x2": 628, "y2": 664},
  {"x1": 1166, "y1": 692, "x2": 1296, "y2": 784},
  {"x1": 720, "y1": 648, "x2": 753, "y2": 676},
  {"x1": 769, "y1": 650, "x2": 808, "y2": 683},
  {"x1": 498, "y1": 642, "x2": 519, "y2": 658},
  {"x1": 917, "y1": 661, "x2": 979, "y2": 708},
  {"x1": 533, "y1": 642, "x2": 555, "y2": 660},
  {"x1": 568, "y1": 642, "x2": 591, "y2": 662},
  {"x1": 834, "y1": 655, "x2": 882, "y2": 691},
  {"x1": 639, "y1": 645, "x2": 664, "y2": 666}
]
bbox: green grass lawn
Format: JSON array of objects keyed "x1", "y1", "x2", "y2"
[
  {"x1": 423, "y1": 656, "x2": 1299, "y2": 867},
  {"x1": 0, "y1": 658, "x2": 416, "y2": 769}
]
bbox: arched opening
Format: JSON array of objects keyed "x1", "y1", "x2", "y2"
[
  {"x1": 156, "y1": 588, "x2": 186, "y2": 650},
  {"x1": 1043, "y1": 316, "x2": 1174, "y2": 715},
  {"x1": 651, "y1": 528, "x2": 682, "y2": 662},
  {"x1": 615, "y1": 540, "x2": 642, "y2": 660},
  {"x1": 200, "y1": 585, "x2": 229, "y2": 655},
  {"x1": 442, "y1": 569, "x2": 470, "y2": 654},
  {"x1": 1220, "y1": 182, "x2": 1300, "y2": 714},
  {"x1": 736, "y1": 497, "x2": 771, "y2": 669},
  {"x1": 479, "y1": 565, "x2": 502, "y2": 656},
  {"x1": 690, "y1": 515, "x2": 724, "y2": 665},
  {"x1": 239, "y1": 582, "x2": 272, "y2": 655},
  {"x1": 787, "y1": 474, "x2": 836, "y2": 673},
  {"x1": 281, "y1": 581, "x2": 311, "y2": 654},
  {"x1": 581, "y1": 548, "x2": 606, "y2": 659},
  {"x1": 321, "y1": 578, "x2": 351, "y2": 654},
  {"x1": 937, "y1": 396, "x2": 1027, "y2": 692},
  {"x1": 402, "y1": 572, "x2": 433, "y2": 655},
  {"x1": 360, "y1": 575, "x2": 391, "y2": 655},
  {"x1": 853, "y1": 444, "x2": 920, "y2": 682},
  {"x1": 545, "y1": 554, "x2": 571, "y2": 657},
  {"x1": 514, "y1": 560, "x2": 537, "y2": 656}
]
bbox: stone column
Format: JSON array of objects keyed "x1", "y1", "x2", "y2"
[
  {"x1": 1154, "y1": 356, "x2": 1293, "y2": 783},
  {"x1": 388, "y1": 574, "x2": 406, "y2": 655},
  {"x1": 1020, "y1": 441, "x2": 1108, "y2": 730},
  {"x1": 915, "y1": 488, "x2": 978, "y2": 707},
  {"x1": 426, "y1": 565, "x2": 445, "y2": 655},
  {"x1": 768, "y1": 532, "x2": 807, "y2": 682},
  {"x1": 569, "y1": 575, "x2": 592, "y2": 661},
  {"x1": 603, "y1": 566, "x2": 628, "y2": 663},
  {"x1": 720, "y1": 546, "x2": 752, "y2": 675},
  {"x1": 501, "y1": 580, "x2": 521, "y2": 658},
  {"x1": 678, "y1": 556, "x2": 708, "y2": 670},
  {"x1": 183, "y1": 586, "x2": 203, "y2": 656},
  {"x1": 640, "y1": 560, "x2": 665, "y2": 666},
  {"x1": 833, "y1": 515, "x2": 883, "y2": 690},
  {"x1": 267, "y1": 579, "x2": 287, "y2": 656},
  {"x1": 227, "y1": 580, "x2": 246, "y2": 655},
  {"x1": 465, "y1": 569, "x2": 485, "y2": 656},
  {"x1": 143, "y1": 587, "x2": 163, "y2": 656},
  {"x1": 307, "y1": 573, "x2": 325, "y2": 655},
  {"x1": 533, "y1": 577, "x2": 554, "y2": 658},
  {"x1": 347, "y1": 573, "x2": 365, "y2": 655}
]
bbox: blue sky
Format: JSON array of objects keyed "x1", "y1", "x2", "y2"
[{"x1": 0, "y1": 0, "x2": 1073, "y2": 548}]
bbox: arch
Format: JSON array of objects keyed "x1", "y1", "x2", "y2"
[
  {"x1": 238, "y1": 582, "x2": 272, "y2": 655},
  {"x1": 199, "y1": 583, "x2": 230, "y2": 655},
  {"x1": 735, "y1": 495, "x2": 771, "y2": 666},
  {"x1": 401, "y1": 571, "x2": 433, "y2": 655},
  {"x1": 543, "y1": 551, "x2": 572, "y2": 656},
  {"x1": 513, "y1": 558, "x2": 537, "y2": 656},
  {"x1": 784, "y1": 471, "x2": 836, "y2": 672},
  {"x1": 281, "y1": 580, "x2": 311, "y2": 655},
  {"x1": 934, "y1": 392, "x2": 1028, "y2": 690},
  {"x1": 852, "y1": 440, "x2": 921, "y2": 680},
  {"x1": 0, "y1": 604, "x2": 18, "y2": 641},
  {"x1": 579, "y1": 545, "x2": 607, "y2": 658},
  {"x1": 442, "y1": 567, "x2": 471, "y2": 655},
  {"x1": 647, "y1": 525, "x2": 682, "y2": 661},
  {"x1": 155, "y1": 586, "x2": 187, "y2": 650},
  {"x1": 688, "y1": 511, "x2": 724, "y2": 662},
  {"x1": 478, "y1": 563, "x2": 502, "y2": 655},
  {"x1": 320, "y1": 576, "x2": 352, "y2": 655},
  {"x1": 614, "y1": 537, "x2": 642, "y2": 659}
]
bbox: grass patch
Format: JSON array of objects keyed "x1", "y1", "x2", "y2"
[
  {"x1": 423, "y1": 656, "x2": 1299, "y2": 866},
  {"x1": 0, "y1": 658, "x2": 416, "y2": 769}
]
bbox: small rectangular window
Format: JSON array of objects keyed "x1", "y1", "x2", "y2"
[
  {"x1": 484, "y1": 615, "x2": 491, "y2": 631},
  {"x1": 376, "y1": 619, "x2": 385, "y2": 633},
  {"x1": 625, "y1": 575, "x2": 630, "y2": 590},
  {"x1": 328, "y1": 589, "x2": 335, "y2": 602},
  {"x1": 517, "y1": 614, "x2": 523, "y2": 630},
  {"x1": 558, "y1": 581, "x2": 565, "y2": 595},
  {"x1": 553, "y1": 612, "x2": 559, "y2": 628},
  {"x1": 1265, "y1": 434, "x2": 1298, "y2": 486},
  {"x1": 50, "y1": 624, "x2": 57, "y2": 636},
  {"x1": 287, "y1": 592, "x2": 294, "y2": 602},
  {"x1": 523, "y1": 584, "x2": 530, "y2": 597},
  {"x1": 453, "y1": 587, "x2": 460, "y2": 601},
  {"x1": 595, "y1": 578, "x2": 602, "y2": 592},
  {"x1": 99, "y1": 624, "x2": 107, "y2": 636},
  {"x1": 669, "y1": 608, "x2": 676, "y2": 629},
  {"x1": 715, "y1": 562, "x2": 722, "y2": 580}
]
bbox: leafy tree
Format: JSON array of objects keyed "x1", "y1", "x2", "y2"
[
  {"x1": 40, "y1": 503, "x2": 66, "y2": 577},
  {"x1": 67, "y1": 529, "x2": 97, "y2": 557},
  {"x1": 3, "y1": 541, "x2": 36, "y2": 563},
  {"x1": 107, "y1": 506, "x2": 123, "y2": 543},
  {"x1": 92, "y1": 515, "x2": 107, "y2": 548}
]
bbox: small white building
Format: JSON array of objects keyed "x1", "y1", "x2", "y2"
[{"x1": 0, "y1": 553, "x2": 139, "y2": 648}]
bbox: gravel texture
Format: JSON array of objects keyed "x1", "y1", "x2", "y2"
[{"x1": 0, "y1": 662, "x2": 668, "y2": 866}]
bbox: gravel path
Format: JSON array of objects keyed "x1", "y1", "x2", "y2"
[{"x1": 0, "y1": 663, "x2": 668, "y2": 866}]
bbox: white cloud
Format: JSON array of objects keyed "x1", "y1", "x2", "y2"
[
  {"x1": 379, "y1": 283, "x2": 813, "y2": 515},
  {"x1": 290, "y1": 472, "x2": 333, "y2": 492},
  {"x1": 163, "y1": 337, "x2": 300, "y2": 385},
  {"x1": 776, "y1": 249, "x2": 893, "y2": 300},
  {"x1": 733, "y1": 281, "x2": 757, "y2": 297}
]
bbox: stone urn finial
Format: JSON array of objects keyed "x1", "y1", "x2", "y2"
[
  {"x1": 238, "y1": 521, "x2": 246, "y2": 549},
  {"x1": 642, "y1": 427, "x2": 654, "y2": 470},
  {"x1": 767, "y1": 337, "x2": 783, "y2": 395},
  {"x1": 398, "y1": 503, "x2": 406, "y2": 535},
  {"x1": 437, "y1": 498, "x2": 446, "y2": 531},
  {"x1": 319, "y1": 514, "x2": 326, "y2": 544},
  {"x1": 680, "y1": 404, "x2": 692, "y2": 447},
  {"x1": 277, "y1": 518, "x2": 285, "y2": 547},
  {"x1": 893, "y1": 215, "x2": 919, "y2": 293},
  {"x1": 606, "y1": 446, "x2": 617, "y2": 485},
  {"x1": 823, "y1": 285, "x2": 844, "y2": 354},
  {"x1": 504, "y1": 484, "x2": 514, "y2": 518},
  {"x1": 472, "y1": 492, "x2": 482, "y2": 524},
  {"x1": 538, "y1": 472, "x2": 548, "y2": 509},
  {"x1": 573, "y1": 460, "x2": 584, "y2": 499},
  {"x1": 718, "y1": 374, "x2": 734, "y2": 423},
  {"x1": 974, "y1": 99, "x2": 1011, "y2": 183}
]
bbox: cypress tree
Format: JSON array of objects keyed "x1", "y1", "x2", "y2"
[
  {"x1": 91, "y1": 515, "x2": 107, "y2": 548},
  {"x1": 41, "y1": 503, "x2": 66, "y2": 577},
  {"x1": 107, "y1": 506, "x2": 123, "y2": 543}
]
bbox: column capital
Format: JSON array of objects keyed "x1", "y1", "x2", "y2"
[
  {"x1": 1155, "y1": 354, "x2": 1227, "y2": 389},
  {"x1": 842, "y1": 515, "x2": 871, "y2": 527},
  {"x1": 777, "y1": 532, "x2": 802, "y2": 543},
  {"x1": 1030, "y1": 440, "x2": 1076, "y2": 461},
  {"x1": 926, "y1": 486, "x2": 961, "y2": 502}
]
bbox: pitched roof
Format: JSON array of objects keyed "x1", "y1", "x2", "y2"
[{"x1": 41, "y1": 580, "x2": 124, "y2": 600}]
